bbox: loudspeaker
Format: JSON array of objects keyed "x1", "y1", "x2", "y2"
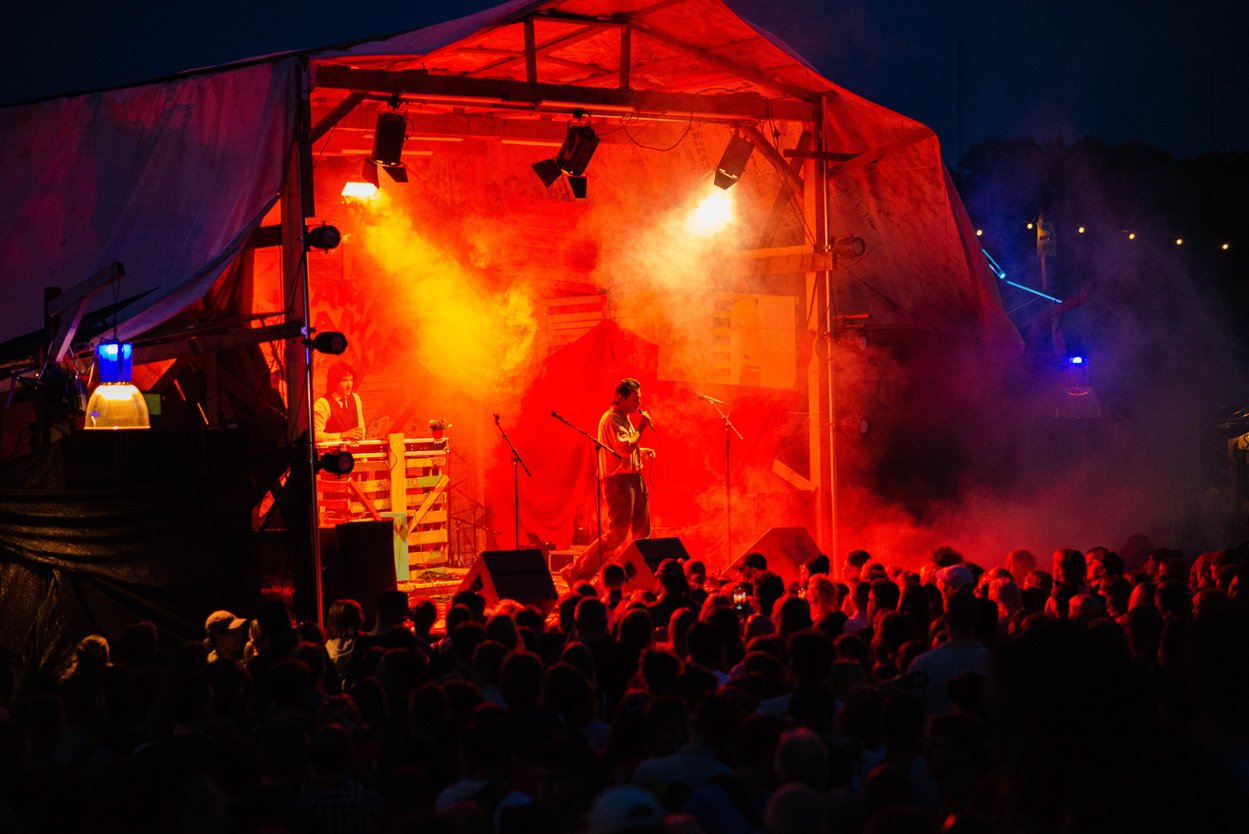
[
  {"x1": 458, "y1": 549, "x2": 558, "y2": 613},
  {"x1": 730, "y1": 526, "x2": 821, "y2": 586},
  {"x1": 609, "y1": 537, "x2": 690, "y2": 595},
  {"x1": 324, "y1": 521, "x2": 398, "y2": 624},
  {"x1": 622, "y1": 537, "x2": 690, "y2": 572}
]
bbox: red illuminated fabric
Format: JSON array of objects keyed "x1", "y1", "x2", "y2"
[
  {"x1": 310, "y1": 0, "x2": 835, "y2": 101},
  {"x1": 489, "y1": 321, "x2": 805, "y2": 572}
]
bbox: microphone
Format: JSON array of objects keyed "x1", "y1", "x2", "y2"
[
  {"x1": 493, "y1": 412, "x2": 500, "y2": 424},
  {"x1": 641, "y1": 410, "x2": 656, "y2": 430},
  {"x1": 698, "y1": 394, "x2": 726, "y2": 404}
]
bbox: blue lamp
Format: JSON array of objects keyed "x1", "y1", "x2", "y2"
[{"x1": 85, "y1": 340, "x2": 149, "y2": 429}]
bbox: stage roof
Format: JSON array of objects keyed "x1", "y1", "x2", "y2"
[{"x1": 0, "y1": 0, "x2": 1019, "y2": 367}]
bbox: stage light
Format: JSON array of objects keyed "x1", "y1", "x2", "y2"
[
  {"x1": 1027, "y1": 221, "x2": 1035, "y2": 230},
  {"x1": 316, "y1": 449, "x2": 355, "y2": 476},
  {"x1": 305, "y1": 331, "x2": 348, "y2": 355},
  {"x1": 687, "y1": 189, "x2": 733, "y2": 236},
  {"x1": 1058, "y1": 352, "x2": 1099, "y2": 419},
  {"x1": 85, "y1": 341, "x2": 149, "y2": 430},
  {"x1": 1127, "y1": 232, "x2": 1136, "y2": 240},
  {"x1": 96, "y1": 340, "x2": 133, "y2": 383},
  {"x1": 1175, "y1": 238, "x2": 1183, "y2": 246},
  {"x1": 1078, "y1": 226, "x2": 1086, "y2": 234},
  {"x1": 975, "y1": 229, "x2": 983, "y2": 236},
  {"x1": 1222, "y1": 242, "x2": 1230, "y2": 250},
  {"x1": 342, "y1": 180, "x2": 378, "y2": 200},
  {"x1": 833, "y1": 236, "x2": 866, "y2": 258},
  {"x1": 713, "y1": 132, "x2": 755, "y2": 189},
  {"x1": 837, "y1": 416, "x2": 870, "y2": 435},
  {"x1": 367, "y1": 110, "x2": 409, "y2": 184},
  {"x1": 306, "y1": 223, "x2": 341, "y2": 251},
  {"x1": 532, "y1": 109, "x2": 600, "y2": 199}
]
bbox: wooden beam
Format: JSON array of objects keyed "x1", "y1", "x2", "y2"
[
  {"x1": 783, "y1": 149, "x2": 860, "y2": 161},
  {"x1": 465, "y1": 18, "x2": 602, "y2": 79},
  {"x1": 723, "y1": 250, "x2": 835, "y2": 277},
  {"x1": 523, "y1": 15, "x2": 537, "y2": 84},
  {"x1": 619, "y1": 24, "x2": 631, "y2": 89},
  {"x1": 312, "y1": 65, "x2": 818, "y2": 122},
  {"x1": 311, "y1": 91, "x2": 365, "y2": 143},
  {"x1": 46, "y1": 261, "x2": 125, "y2": 361},
  {"x1": 348, "y1": 479, "x2": 386, "y2": 522},
  {"x1": 742, "y1": 125, "x2": 805, "y2": 196},
  {"x1": 759, "y1": 128, "x2": 811, "y2": 248},
  {"x1": 130, "y1": 320, "x2": 303, "y2": 365}
]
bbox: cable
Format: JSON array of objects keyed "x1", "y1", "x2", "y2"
[{"x1": 618, "y1": 110, "x2": 694, "y2": 152}]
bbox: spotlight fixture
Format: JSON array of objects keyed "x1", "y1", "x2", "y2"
[
  {"x1": 832, "y1": 236, "x2": 866, "y2": 258},
  {"x1": 365, "y1": 109, "x2": 409, "y2": 185},
  {"x1": 714, "y1": 132, "x2": 755, "y2": 189},
  {"x1": 341, "y1": 179, "x2": 378, "y2": 200},
  {"x1": 305, "y1": 223, "x2": 341, "y2": 251},
  {"x1": 316, "y1": 449, "x2": 355, "y2": 476},
  {"x1": 304, "y1": 330, "x2": 349, "y2": 356},
  {"x1": 1057, "y1": 351, "x2": 1100, "y2": 420},
  {"x1": 532, "y1": 109, "x2": 600, "y2": 199}
]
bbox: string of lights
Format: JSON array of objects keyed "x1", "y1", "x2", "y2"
[{"x1": 973, "y1": 221, "x2": 1234, "y2": 252}]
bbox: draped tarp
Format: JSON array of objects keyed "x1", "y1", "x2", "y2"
[
  {"x1": 0, "y1": 431, "x2": 264, "y2": 691},
  {"x1": 0, "y1": 59, "x2": 299, "y2": 350},
  {"x1": 818, "y1": 90, "x2": 1020, "y2": 348},
  {"x1": 310, "y1": 0, "x2": 833, "y2": 100}
]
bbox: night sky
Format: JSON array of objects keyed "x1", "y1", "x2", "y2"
[{"x1": 2, "y1": 1, "x2": 1246, "y2": 165}]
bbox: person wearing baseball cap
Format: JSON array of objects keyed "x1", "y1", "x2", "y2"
[{"x1": 204, "y1": 610, "x2": 248, "y2": 663}]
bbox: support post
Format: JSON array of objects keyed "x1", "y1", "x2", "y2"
[
  {"x1": 806, "y1": 97, "x2": 837, "y2": 565},
  {"x1": 280, "y1": 60, "x2": 324, "y2": 628}
]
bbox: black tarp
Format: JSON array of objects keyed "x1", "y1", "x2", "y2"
[{"x1": 0, "y1": 429, "x2": 262, "y2": 692}]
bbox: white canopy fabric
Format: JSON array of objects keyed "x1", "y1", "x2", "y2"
[{"x1": 0, "y1": 61, "x2": 297, "y2": 350}]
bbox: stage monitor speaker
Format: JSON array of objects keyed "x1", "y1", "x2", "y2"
[
  {"x1": 609, "y1": 537, "x2": 690, "y2": 595},
  {"x1": 729, "y1": 526, "x2": 821, "y2": 587},
  {"x1": 622, "y1": 537, "x2": 690, "y2": 573},
  {"x1": 325, "y1": 521, "x2": 398, "y2": 624},
  {"x1": 458, "y1": 549, "x2": 558, "y2": 614}
]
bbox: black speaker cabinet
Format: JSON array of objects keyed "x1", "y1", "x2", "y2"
[
  {"x1": 608, "y1": 537, "x2": 690, "y2": 594},
  {"x1": 457, "y1": 549, "x2": 558, "y2": 613},
  {"x1": 729, "y1": 526, "x2": 821, "y2": 586},
  {"x1": 323, "y1": 521, "x2": 398, "y2": 624},
  {"x1": 622, "y1": 537, "x2": 690, "y2": 572}
]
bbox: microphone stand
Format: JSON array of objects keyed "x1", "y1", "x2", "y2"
[
  {"x1": 699, "y1": 397, "x2": 744, "y2": 563},
  {"x1": 493, "y1": 414, "x2": 531, "y2": 550},
  {"x1": 551, "y1": 411, "x2": 621, "y2": 575}
]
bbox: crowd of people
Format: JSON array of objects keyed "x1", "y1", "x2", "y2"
[{"x1": 1, "y1": 538, "x2": 1248, "y2": 834}]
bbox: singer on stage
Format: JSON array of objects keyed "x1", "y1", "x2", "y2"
[
  {"x1": 314, "y1": 362, "x2": 366, "y2": 444},
  {"x1": 563, "y1": 377, "x2": 654, "y2": 584}
]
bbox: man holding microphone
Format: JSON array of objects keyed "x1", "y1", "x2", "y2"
[{"x1": 563, "y1": 377, "x2": 655, "y2": 585}]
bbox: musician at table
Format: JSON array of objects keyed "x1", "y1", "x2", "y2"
[{"x1": 314, "y1": 361, "x2": 366, "y2": 444}]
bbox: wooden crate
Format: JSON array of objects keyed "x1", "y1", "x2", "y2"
[{"x1": 318, "y1": 433, "x2": 451, "y2": 571}]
